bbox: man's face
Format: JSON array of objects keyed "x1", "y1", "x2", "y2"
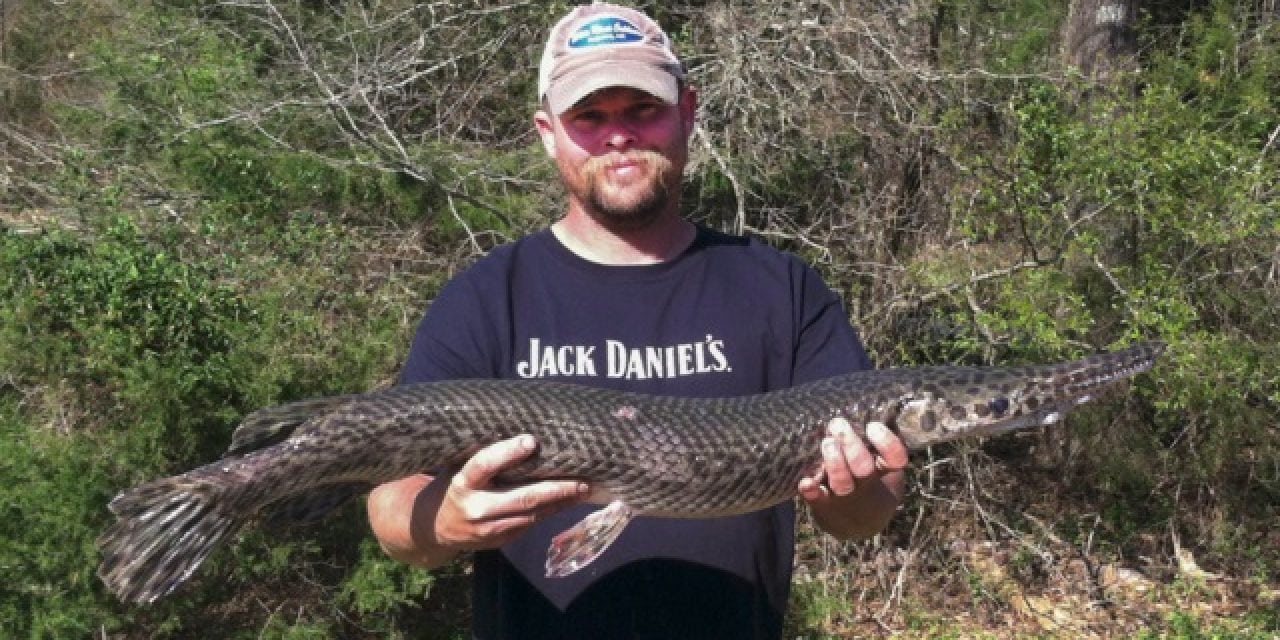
[{"x1": 536, "y1": 86, "x2": 696, "y2": 230}]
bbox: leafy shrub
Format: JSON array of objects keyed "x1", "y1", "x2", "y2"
[
  {"x1": 932, "y1": 0, "x2": 1279, "y2": 549},
  {"x1": 0, "y1": 210, "x2": 440, "y2": 636}
]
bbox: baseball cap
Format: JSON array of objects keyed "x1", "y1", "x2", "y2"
[{"x1": 538, "y1": 3, "x2": 685, "y2": 114}]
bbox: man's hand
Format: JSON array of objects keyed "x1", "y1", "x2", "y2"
[
  {"x1": 367, "y1": 435, "x2": 589, "y2": 568},
  {"x1": 797, "y1": 418, "x2": 909, "y2": 540},
  {"x1": 434, "y1": 434, "x2": 590, "y2": 550}
]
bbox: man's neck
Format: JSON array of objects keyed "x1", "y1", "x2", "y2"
[{"x1": 551, "y1": 206, "x2": 697, "y2": 266}]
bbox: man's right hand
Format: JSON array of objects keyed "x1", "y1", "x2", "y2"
[{"x1": 367, "y1": 434, "x2": 590, "y2": 569}]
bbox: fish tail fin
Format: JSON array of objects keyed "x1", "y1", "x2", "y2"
[
  {"x1": 97, "y1": 475, "x2": 245, "y2": 604},
  {"x1": 227, "y1": 394, "x2": 357, "y2": 455}
]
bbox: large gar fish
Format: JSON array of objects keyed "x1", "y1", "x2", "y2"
[{"x1": 98, "y1": 342, "x2": 1164, "y2": 604}]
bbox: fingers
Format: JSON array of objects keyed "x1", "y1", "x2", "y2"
[
  {"x1": 796, "y1": 474, "x2": 828, "y2": 503},
  {"x1": 799, "y1": 417, "x2": 909, "y2": 501},
  {"x1": 452, "y1": 434, "x2": 588, "y2": 518},
  {"x1": 865, "y1": 420, "x2": 909, "y2": 472},
  {"x1": 821, "y1": 417, "x2": 872, "y2": 496},
  {"x1": 455, "y1": 434, "x2": 538, "y2": 490},
  {"x1": 436, "y1": 435, "x2": 589, "y2": 551},
  {"x1": 478, "y1": 479, "x2": 590, "y2": 521},
  {"x1": 442, "y1": 476, "x2": 587, "y2": 550}
]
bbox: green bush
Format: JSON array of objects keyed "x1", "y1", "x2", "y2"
[
  {"x1": 0, "y1": 218, "x2": 242, "y2": 634},
  {"x1": 0, "y1": 210, "x2": 440, "y2": 636},
  {"x1": 932, "y1": 0, "x2": 1279, "y2": 552}
]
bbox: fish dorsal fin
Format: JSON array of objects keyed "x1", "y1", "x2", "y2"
[{"x1": 226, "y1": 395, "x2": 358, "y2": 455}]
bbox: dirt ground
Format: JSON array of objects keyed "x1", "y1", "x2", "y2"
[{"x1": 787, "y1": 450, "x2": 1280, "y2": 639}]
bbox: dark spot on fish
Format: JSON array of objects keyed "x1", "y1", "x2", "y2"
[
  {"x1": 973, "y1": 403, "x2": 991, "y2": 418},
  {"x1": 1026, "y1": 396, "x2": 1040, "y2": 410},
  {"x1": 988, "y1": 396, "x2": 1010, "y2": 417},
  {"x1": 949, "y1": 405, "x2": 967, "y2": 420},
  {"x1": 920, "y1": 410, "x2": 937, "y2": 432}
]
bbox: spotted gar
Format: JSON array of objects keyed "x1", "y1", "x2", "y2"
[{"x1": 98, "y1": 342, "x2": 1164, "y2": 603}]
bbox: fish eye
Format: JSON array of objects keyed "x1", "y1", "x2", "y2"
[{"x1": 988, "y1": 396, "x2": 1010, "y2": 417}]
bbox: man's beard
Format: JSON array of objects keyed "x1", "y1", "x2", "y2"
[{"x1": 571, "y1": 151, "x2": 677, "y2": 230}]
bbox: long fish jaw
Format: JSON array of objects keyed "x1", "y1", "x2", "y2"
[{"x1": 891, "y1": 342, "x2": 1165, "y2": 449}]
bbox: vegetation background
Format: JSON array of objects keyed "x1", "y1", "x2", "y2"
[{"x1": 1, "y1": 0, "x2": 1276, "y2": 637}]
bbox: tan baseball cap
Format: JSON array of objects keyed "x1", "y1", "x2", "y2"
[{"x1": 538, "y1": 3, "x2": 685, "y2": 114}]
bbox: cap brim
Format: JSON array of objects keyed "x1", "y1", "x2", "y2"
[{"x1": 546, "y1": 59, "x2": 680, "y2": 114}]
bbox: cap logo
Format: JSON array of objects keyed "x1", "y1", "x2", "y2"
[{"x1": 568, "y1": 16, "x2": 645, "y2": 49}]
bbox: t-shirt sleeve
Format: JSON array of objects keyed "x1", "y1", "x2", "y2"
[
  {"x1": 790, "y1": 259, "x2": 872, "y2": 384},
  {"x1": 399, "y1": 272, "x2": 500, "y2": 385}
]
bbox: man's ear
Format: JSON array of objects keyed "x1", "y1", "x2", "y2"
[
  {"x1": 679, "y1": 85, "x2": 698, "y2": 139},
  {"x1": 534, "y1": 110, "x2": 557, "y2": 158}
]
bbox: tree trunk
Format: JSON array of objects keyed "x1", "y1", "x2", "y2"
[{"x1": 1061, "y1": 0, "x2": 1139, "y2": 83}]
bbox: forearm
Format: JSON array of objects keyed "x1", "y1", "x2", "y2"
[
  {"x1": 367, "y1": 474, "x2": 459, "y2": 570},
  {"x1": 809, "y1": 469, "x2": 906, "y2": 540}
]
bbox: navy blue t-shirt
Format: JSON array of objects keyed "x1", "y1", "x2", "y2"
[{"x1": 401, "y1": 226, "x2": 871, "y2": 639}]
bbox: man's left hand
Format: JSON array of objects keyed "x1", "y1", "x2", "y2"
[{"x1": 797, "y1": 418, "x2": 909, "y2": 539}]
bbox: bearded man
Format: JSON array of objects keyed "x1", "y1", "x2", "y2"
[{"x1": 367, "y1": 4, "x2": 907, "y2": 638}]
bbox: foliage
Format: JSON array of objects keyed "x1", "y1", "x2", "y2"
[
  {"x1": 0, "y1": 400, "x2": 120, "y2": 638},
  {"x1": 0, "y1": 211, "x2": 434, "y2": 636},
  {"x1": 941, "y1": 0, "x2": 1279, "y2": 527}
]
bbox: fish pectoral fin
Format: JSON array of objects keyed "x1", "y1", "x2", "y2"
[{"x1": 545, "y1": 500, "x2": 634, "y2": 578}]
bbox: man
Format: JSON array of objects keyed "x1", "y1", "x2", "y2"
[{"x1": 366, "y1": 4, "x2": 907, "y2": 638}]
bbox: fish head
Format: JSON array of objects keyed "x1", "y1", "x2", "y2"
[{"x1": 888, "y1": 342, "x2": 1165, "y2": 448}]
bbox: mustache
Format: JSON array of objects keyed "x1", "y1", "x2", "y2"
[{"x1": 581, "y1": 151, "x2": 673, "y2": 179}]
